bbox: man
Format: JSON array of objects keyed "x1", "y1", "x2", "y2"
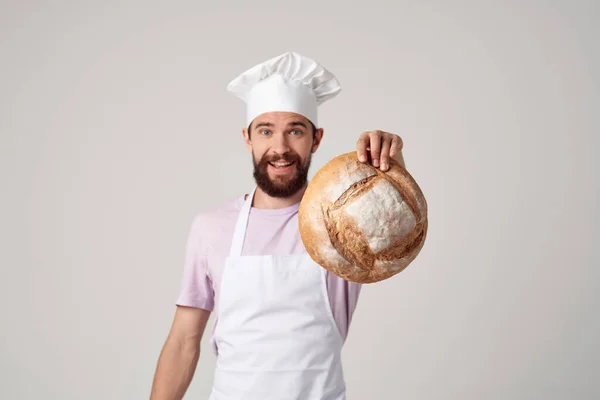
[{"x1": 150, "y1": 52, "x2": 405, "y2": 400}]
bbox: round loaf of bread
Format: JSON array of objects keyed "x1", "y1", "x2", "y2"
[{"x1": 298, "y1": 151, "x2": 428, "y2": 283}]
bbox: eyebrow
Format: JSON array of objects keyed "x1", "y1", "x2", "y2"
[
  {"x1": 254, "y1": 122, "x2": 274, "y2": 129},
  {"x1": 254, "y1": 121, "x2": 308, "y2": 129},
  {"x1": 288, "y1": 121, "x2": 308, "y2": 128}
]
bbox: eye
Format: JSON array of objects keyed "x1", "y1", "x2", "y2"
[
  {"x1": 260, "y1": 129, "x2": 271, "y2": 136},
  {"x1": 290, "y1": 129, "x2": 303, "y2": 136}
]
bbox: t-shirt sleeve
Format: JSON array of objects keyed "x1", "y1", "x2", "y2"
[{"x1": 175, "y1": 215, "x2": 215, "y2": 311}]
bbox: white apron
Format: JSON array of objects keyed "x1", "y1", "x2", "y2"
[{"x1": 208, "y1": 187, "x2": 346, "y2": 400}]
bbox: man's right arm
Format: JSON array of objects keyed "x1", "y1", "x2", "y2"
[{"x1": 150, "y1": 305, "x2": 211, "y2": 400}]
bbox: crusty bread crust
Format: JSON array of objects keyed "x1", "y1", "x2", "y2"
[{"x1": 298, "y1": 151, "x2": 428, "y2": 283}]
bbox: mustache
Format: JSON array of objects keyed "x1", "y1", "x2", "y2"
[{"x1": 260, "y1": 152, "x2": 301, "y2": 164}]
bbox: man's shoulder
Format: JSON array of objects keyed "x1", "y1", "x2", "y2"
[{"x1": 184, "y1": 195, "x2": 246, "y2": 255}]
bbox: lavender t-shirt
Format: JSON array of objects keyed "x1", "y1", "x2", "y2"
[{"x1": 175, "y1": 194, "x2": 362, "y2": 352}]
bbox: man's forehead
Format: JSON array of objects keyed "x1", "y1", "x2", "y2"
[{"x1": 253, "y1": 112, "x2": 309, "y2": 125}]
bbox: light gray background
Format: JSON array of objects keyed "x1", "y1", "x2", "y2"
[{"x1": 1, "y1": 0, "x2": 599, "y2": 399}]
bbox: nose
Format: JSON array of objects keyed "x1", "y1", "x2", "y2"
[{"x1": 271, "y1": 132, "x2": 292, "y2": 155}]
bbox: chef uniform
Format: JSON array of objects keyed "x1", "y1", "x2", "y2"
[{"x1": 208, "y1": 52, "x2": 346, "y2": 400}]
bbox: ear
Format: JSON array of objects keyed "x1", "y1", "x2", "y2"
[
  {"x1": 311, "y1": 128, "x2": 324, "y2": 153},
  {"x1": 242, "y1": 127, "x2": 252, "y2": 153}
]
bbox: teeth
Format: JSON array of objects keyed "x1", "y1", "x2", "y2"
[{"x1": 271, "y1": 162, "x2": 292, "y2": 167}]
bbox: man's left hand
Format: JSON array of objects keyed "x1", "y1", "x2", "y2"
[{"x1": 356, "y1": 130, "x2": 405, "y2": 171}]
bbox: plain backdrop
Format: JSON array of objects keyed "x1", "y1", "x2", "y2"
[{"x1": 1, "y1": 1, "x2": 599, "y2": 399}]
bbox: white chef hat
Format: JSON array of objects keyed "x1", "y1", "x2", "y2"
[{"x1": 226, "y1": 51, "x2": 341, "y2": 128}]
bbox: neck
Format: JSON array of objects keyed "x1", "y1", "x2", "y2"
[{"x1": 251, "y1": 185, "x2": 307, "y2": 209}]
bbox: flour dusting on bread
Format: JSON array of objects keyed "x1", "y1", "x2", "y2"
[{"x1": 298, "y1": 151, "x2": 427, "y2": 283}]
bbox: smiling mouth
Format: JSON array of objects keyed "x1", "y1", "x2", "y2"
[{"x1": 268, "y1": 161, "x2": 294, "y2": 168}]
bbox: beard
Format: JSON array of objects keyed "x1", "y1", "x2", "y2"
[{"x1": 252, "y1": 150, "x2": 311, "y2": 198}]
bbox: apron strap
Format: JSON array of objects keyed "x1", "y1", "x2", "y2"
[{"x1": 229, "y1": 186, "x2": 257, "y2": 257}]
